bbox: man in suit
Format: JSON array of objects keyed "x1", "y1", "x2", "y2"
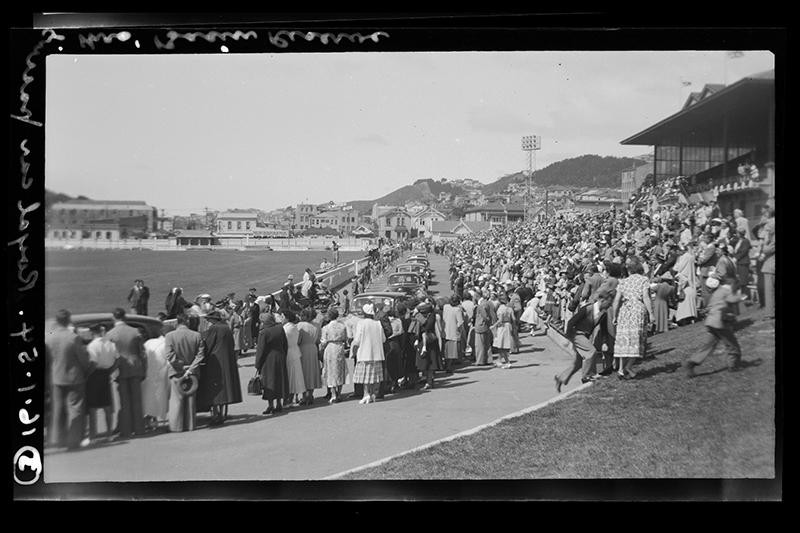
[
  {"x1": 555, "y1": 288, "x2": 615, "y2": 393},
  {"x1": 104, "y1": 308, "x2": 148, "y2": 437},
  {"x1": 164, "y1": 313, "x2": 206, "y2": 431},
  {"x1": 758, "y1": 208, "x2": 776, "y2": 320},
  {"x1": 46, "y1": 309, "x2": 96, "y2": 449},
  {"x1": 580, "y1": 265, "x2": 605, "y2": 305},
  {"x1": 683, "y1": 275, "x2": 742, "y2": 376},
  {"x1": 127, "y1": 279, "x2": 150, "y2": 316},
  {"x1": 473, "y1": 290, "x2": 497, "y2": 366},
  {"x1": 733, "y1": 227, "x2": 752, "y2": 288}
]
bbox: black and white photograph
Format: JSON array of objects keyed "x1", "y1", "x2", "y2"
[{"x1": 11, "y1": 14, "x2": 782, "y2": 501}]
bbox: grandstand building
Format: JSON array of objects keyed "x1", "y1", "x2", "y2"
[
  {"x1": 47, "y1": 199, "x2": 158, "y2": 239},
  {"x1": 621, "y1": 70, "x2": 775, "y2": 225},
  {"x1": 216, "y1": 211, "x2": 258, "y2": 237},
  {"x1": 463, "y1": 202, "x2": 525, "y2": 226}
]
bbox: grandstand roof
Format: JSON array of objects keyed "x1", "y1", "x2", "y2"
[{"x1": 621, "y1": 70, "x2": 775, "y2": 146}]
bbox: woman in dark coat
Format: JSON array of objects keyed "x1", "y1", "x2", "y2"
[
  {"x1": 414, "y1": 301, "x2": 442, "y2": 390},
  {"x1": 165, "y1": 288, "x2": 190, "y2": 320},
  {"x1": 399, "y1": 302, "x2": 419, "y2": 388},
  {"x1": 255, "y1": 312, "x2": 289, "y2": 415},
  {"x1": 380, "y1": 304, "x2": 405, "y2": 394},
  {"x1": 195, "y1": 310, "x2": 243, "y2": 425}
]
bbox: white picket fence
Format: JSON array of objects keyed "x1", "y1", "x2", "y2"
[{"x1": 44, "y1": 237, "x2": 373, "y2": 252}]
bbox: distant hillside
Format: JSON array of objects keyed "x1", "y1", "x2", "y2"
[
  {"x1": 347, "y1": 178, "x2": 468, "y2": 214},
  {"x1": 45, "y1": 189, "x2": 85, "y2": 210},
  {"x1": 482, "y1": 154, "x2": 644, "y2": 194},
  {"x1": 346, "y1": 155, "x2": 644, "y2": 212}
]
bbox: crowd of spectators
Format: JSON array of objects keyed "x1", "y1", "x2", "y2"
[{"x1": 438, "y1": 199, "x2": 776, "y2": 378}]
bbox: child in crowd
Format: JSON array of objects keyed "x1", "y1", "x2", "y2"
[{"x1": 683, "y1": 275, "x2": 742, "y2": 377}]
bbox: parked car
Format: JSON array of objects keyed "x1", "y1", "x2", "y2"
[
  {"x1": 395, "y1": 263, "x2": 430, "y2": 287},
  {"x1": 343, "y1": 291, "x2": 419, "y2": 333},
  {"x1": 405, "y1": 256, "x2": 430, "y2": 269},
  {"x1": 385, "y1": 272, "x2": 426, "y2": 295},
  {"x1": 45, "y1": 313, "x2": 165, "y2": 344}
]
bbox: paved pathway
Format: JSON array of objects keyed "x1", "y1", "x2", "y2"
[{"x1": 42, "y1": 251, "x2": 587, "y2": 483}]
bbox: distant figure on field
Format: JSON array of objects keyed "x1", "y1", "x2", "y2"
[{"x1": 128, "y1": 279, "x2": 150, "y2": 316}]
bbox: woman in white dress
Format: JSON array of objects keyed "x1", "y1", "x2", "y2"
[
  {"x1": 282, "y1": 310, "x2": 306, "y2": 407},
  {"x1": 520, "y1": 291, "x2": 544, "y2": 335},
  {"x1": 320, "y1": 308, "x2": 349, "y2": 403},
  {"x1": 673, "y1": 242, "x2": 698, "y2": 326},
  {"x1": 492, "y1": 294, "x2": 514, "y2": 369},
  {"x1": 142, "y1": 324, "x2": 172, "y2": 427}
]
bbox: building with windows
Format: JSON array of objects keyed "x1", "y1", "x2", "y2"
[
  {"x1": 377, "y1": 208, "x2": 411, "y2": 240},
  {"x1": 311, "y1": 208, "x2": 361, "y2": 237},
  {"x1": 411, "y1": 206, "x2": 446, "y2": 238},
  {"x1": 174, "y1": 230, "x2": 220, "y2": 247},
  {"x1": 293, "y1": 203, "x2": 319, "y2": 232},
  {"x1": 430, "y1": 220, "x2": 491, "y2": 242},
  {"x1": 463, "y1": 202, "x2": 525, "y2": 226},
  {"x1": 216, "y1": 211, "x2": 258, "y2": 237},
  {"x1": 621, "y1": 70, "x2": 775, "y2": 223},
  {"x1": 572, "y1": 190, "x2": 624, "y2": 213},
  {"x1": 621, "y1": 162, "x2": 654, "y2": 204},
  {"x1": 47, "y1": 199, "x2": 158, "y2": 236}
]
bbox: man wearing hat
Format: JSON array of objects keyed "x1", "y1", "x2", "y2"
[
  {"x1": 164, "y1": 313, "x2": 206, "y2": 432},
  {"x1": 733, "y1": 227, "x2": 752, "y2": 294},
  {"x1": 127, "y1": 279, "x2": 150, "y2": 316},
  {"x1": 286, "y1": 274, "x2": 298, "y2": 302},
  {"x1": 105, "y1": 308, "x2": 148, "y2": 438},
  {"x1": 279, "y1": 282, "x2": 297, "y2": 313},
  {"x1": 46, "y1": 309, "x2": 95, "y2": 449},
  {"x1": 196, "y1": 309, "x2": 242, "y2": 425},
  {"x1": 696, "y1": 233, "x2": 718, "y2": 308},
  {"x1": 683, "y1": 273, "x2": 742, "y2": 377},
  {"x1": 555, "y1": 287, "x2": 615, "y2": 392},
  {"x1": 580, "y1": 264, "x2": 604, "y2": 305}
]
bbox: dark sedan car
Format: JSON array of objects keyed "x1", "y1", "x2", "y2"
[
  {"x1": 385, "y1": 272, "x2": 426, "y2": 296},
  {"x1": 343, "y1": 291, "x2": 419, "y2": 332},
  {"x1": 45, "y1": 312, "x2": 165, "y2": 343}
]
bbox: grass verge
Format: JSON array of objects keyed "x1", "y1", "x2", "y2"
[{"x1": 338, "y1": 305, "x2": 780, "y2": 484}]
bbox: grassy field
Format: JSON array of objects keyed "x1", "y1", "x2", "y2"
[
  {"x1": 339, "y1": 304, "x2": 779, "y2": 486},
  {"x1": 44, "y1": 249, "x2": 367, "y2": 318}
]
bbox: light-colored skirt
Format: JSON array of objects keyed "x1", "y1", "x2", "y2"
[
  {"x1": 286, "y1": 355, "x2": 306, "y2": 394},
  {"x1": 353, "y1": 361, "x2": 384, "y2": 384},
  {"x1": 492, "y1": 323, "x2": 514, "y2": 350},
  {"x1": 322, "y1": 343, "x2": 350, "y2": 387},
  {"x1": 444, "y1": 339, "x2": 461, "y2": 360},
  {"x1": 299, "y1": 344, "x2": 323, "y2": 390}
]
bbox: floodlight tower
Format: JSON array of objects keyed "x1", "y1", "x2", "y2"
[{"x1": 521, "y1": 135, "x2": 541, "y2": 222}]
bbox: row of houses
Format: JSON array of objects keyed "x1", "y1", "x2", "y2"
[{"x1": 45, "y1": 193, "x2": 624, "y2": 242}]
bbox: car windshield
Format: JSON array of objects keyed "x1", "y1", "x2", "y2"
[{"x1": 389, "y1": 274, "x2": 419, "y2": 284}]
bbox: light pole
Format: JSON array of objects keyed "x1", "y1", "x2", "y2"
[{"x1": 521, "y1": 135, "x2": 541, "y2": 222}]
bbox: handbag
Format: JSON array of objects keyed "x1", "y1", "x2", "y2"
[{"x1": 247, "y1": 371, "x2": 263, "y2": 395}]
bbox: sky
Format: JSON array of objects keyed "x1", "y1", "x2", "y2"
[{"x1": 44, "y1": 49, "x2": 775, "y2": 216}]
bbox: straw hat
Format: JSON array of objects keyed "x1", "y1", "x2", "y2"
[{"x1": 176, "y1": 374, "x2": 199, "y2": 396}]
